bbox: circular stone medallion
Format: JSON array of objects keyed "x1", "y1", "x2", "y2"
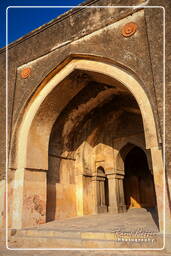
[
  {"x1": 20, "y1": 67, "x2": 31, "y2": 79},
  {"x1": 122, "y1": 22, "x2": 138, "y2": 37}
]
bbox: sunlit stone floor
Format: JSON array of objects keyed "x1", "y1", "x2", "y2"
[{"x1": 27, "y1": 208, "x2": 159, "y2": 233}]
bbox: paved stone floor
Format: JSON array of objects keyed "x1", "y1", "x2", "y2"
[
  {"x1": 1, "y1": 208, "x2": 170, "y2": 255},
  {"x1": 1, "y1": 242, "x2": 171, "y2": 256},
  {"x1": 31, "y1": 208, "x2": 159, "y2": 233}
]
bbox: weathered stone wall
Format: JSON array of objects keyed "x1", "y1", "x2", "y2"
[
  {"x1": 0, "y1": 0, "x2": 168, "y2": 178},
  {"x1": 0, "y1": 0, "x2": 170, "y2": 250}
]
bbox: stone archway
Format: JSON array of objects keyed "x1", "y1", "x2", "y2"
[{"x1": 9, "y1": 58, "x2": 164, "y2": 231}]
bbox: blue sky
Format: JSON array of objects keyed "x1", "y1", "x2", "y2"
[{"x1": 0, "y1": 0, "x2": 84, "y2": 48}]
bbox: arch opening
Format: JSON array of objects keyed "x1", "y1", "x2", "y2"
[
  {"x1": 46, "y1": 73, "x2": 144, "y2": 221},
  {"x1": 9, "y1": 58, "x2": 163, "y2": 231}
]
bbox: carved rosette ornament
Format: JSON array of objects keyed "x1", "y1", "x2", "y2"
[
  {"x1": 20, "y1": 67, "x2": 31, "y2": 78},
  {"x1": 122, "y1": 22, "x2": 138, "y2": 37}
]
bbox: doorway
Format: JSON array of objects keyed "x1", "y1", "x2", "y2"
[{"x1": 123, "y1": 146, "x2": 157, "y2": 210}]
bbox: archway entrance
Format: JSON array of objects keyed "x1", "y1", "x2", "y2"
[
  {"x1": 9, "y1": 58, "x2": 164, "y2": 231},
  {"x1": 123, "y1": 146, "x2": 157, "y2": 209}
]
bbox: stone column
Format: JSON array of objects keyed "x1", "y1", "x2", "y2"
[
  {"x1": 11, "y1": 168, "x2": 25, "y2": 228},
  {"x1": 117, "y1": 174, "x2": 126, "y2": 212},
  {"x1": 75, "y1": 174, "x2": 84, "y2": 216},
  {"x1": 150, "y1": 147, "x2": 164, "y2": 232},
  {"x1": 107, "y1": 174, "x2": 119, "y2": 213},
  {"x1": 92, "y1": 176, "x2": 100, "y2": 214},
  {"x1": 107, "y1": 172, "x2": 126, "y2": 214},
  {"x1": 100, "y1": 179, "x2": 106, "y2": 206}
]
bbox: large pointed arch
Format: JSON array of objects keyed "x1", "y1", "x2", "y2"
[
  {"x1": 10, "y1": 58, "x2": 164, "y2": 231},
  {"x1": 16, "y1": 59, "x2": 158, "y2": 169}
]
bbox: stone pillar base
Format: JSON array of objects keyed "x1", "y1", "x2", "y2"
[
  {"x1": 118, "y1": 205, "x2": 127, "y2": 213},
  {"x1": 98, "y1": 205, "x2": 108, "y2": 213},
  {"x1": 108, "y1": 206, "x2": 118, "y2": 214}
]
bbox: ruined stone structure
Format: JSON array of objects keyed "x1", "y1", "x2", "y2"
[{"x1": 0, "y1": 0, "x2": 171, "y2": 252}]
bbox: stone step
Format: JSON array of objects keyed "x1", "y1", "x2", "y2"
[
  {"x1": 14, "y1": 229, "x2": 81, "y2": 238},
  {"x1": 10, "y1": 236, "x2": 82, "y2": 248},
  {"x1": 9, "y1": 229, "x2": 163, "y2": 249}
]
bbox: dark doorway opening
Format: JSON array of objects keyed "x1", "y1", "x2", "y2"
[{"x1": 123, "y1": 146, "x2": 157, "y2": 210}]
